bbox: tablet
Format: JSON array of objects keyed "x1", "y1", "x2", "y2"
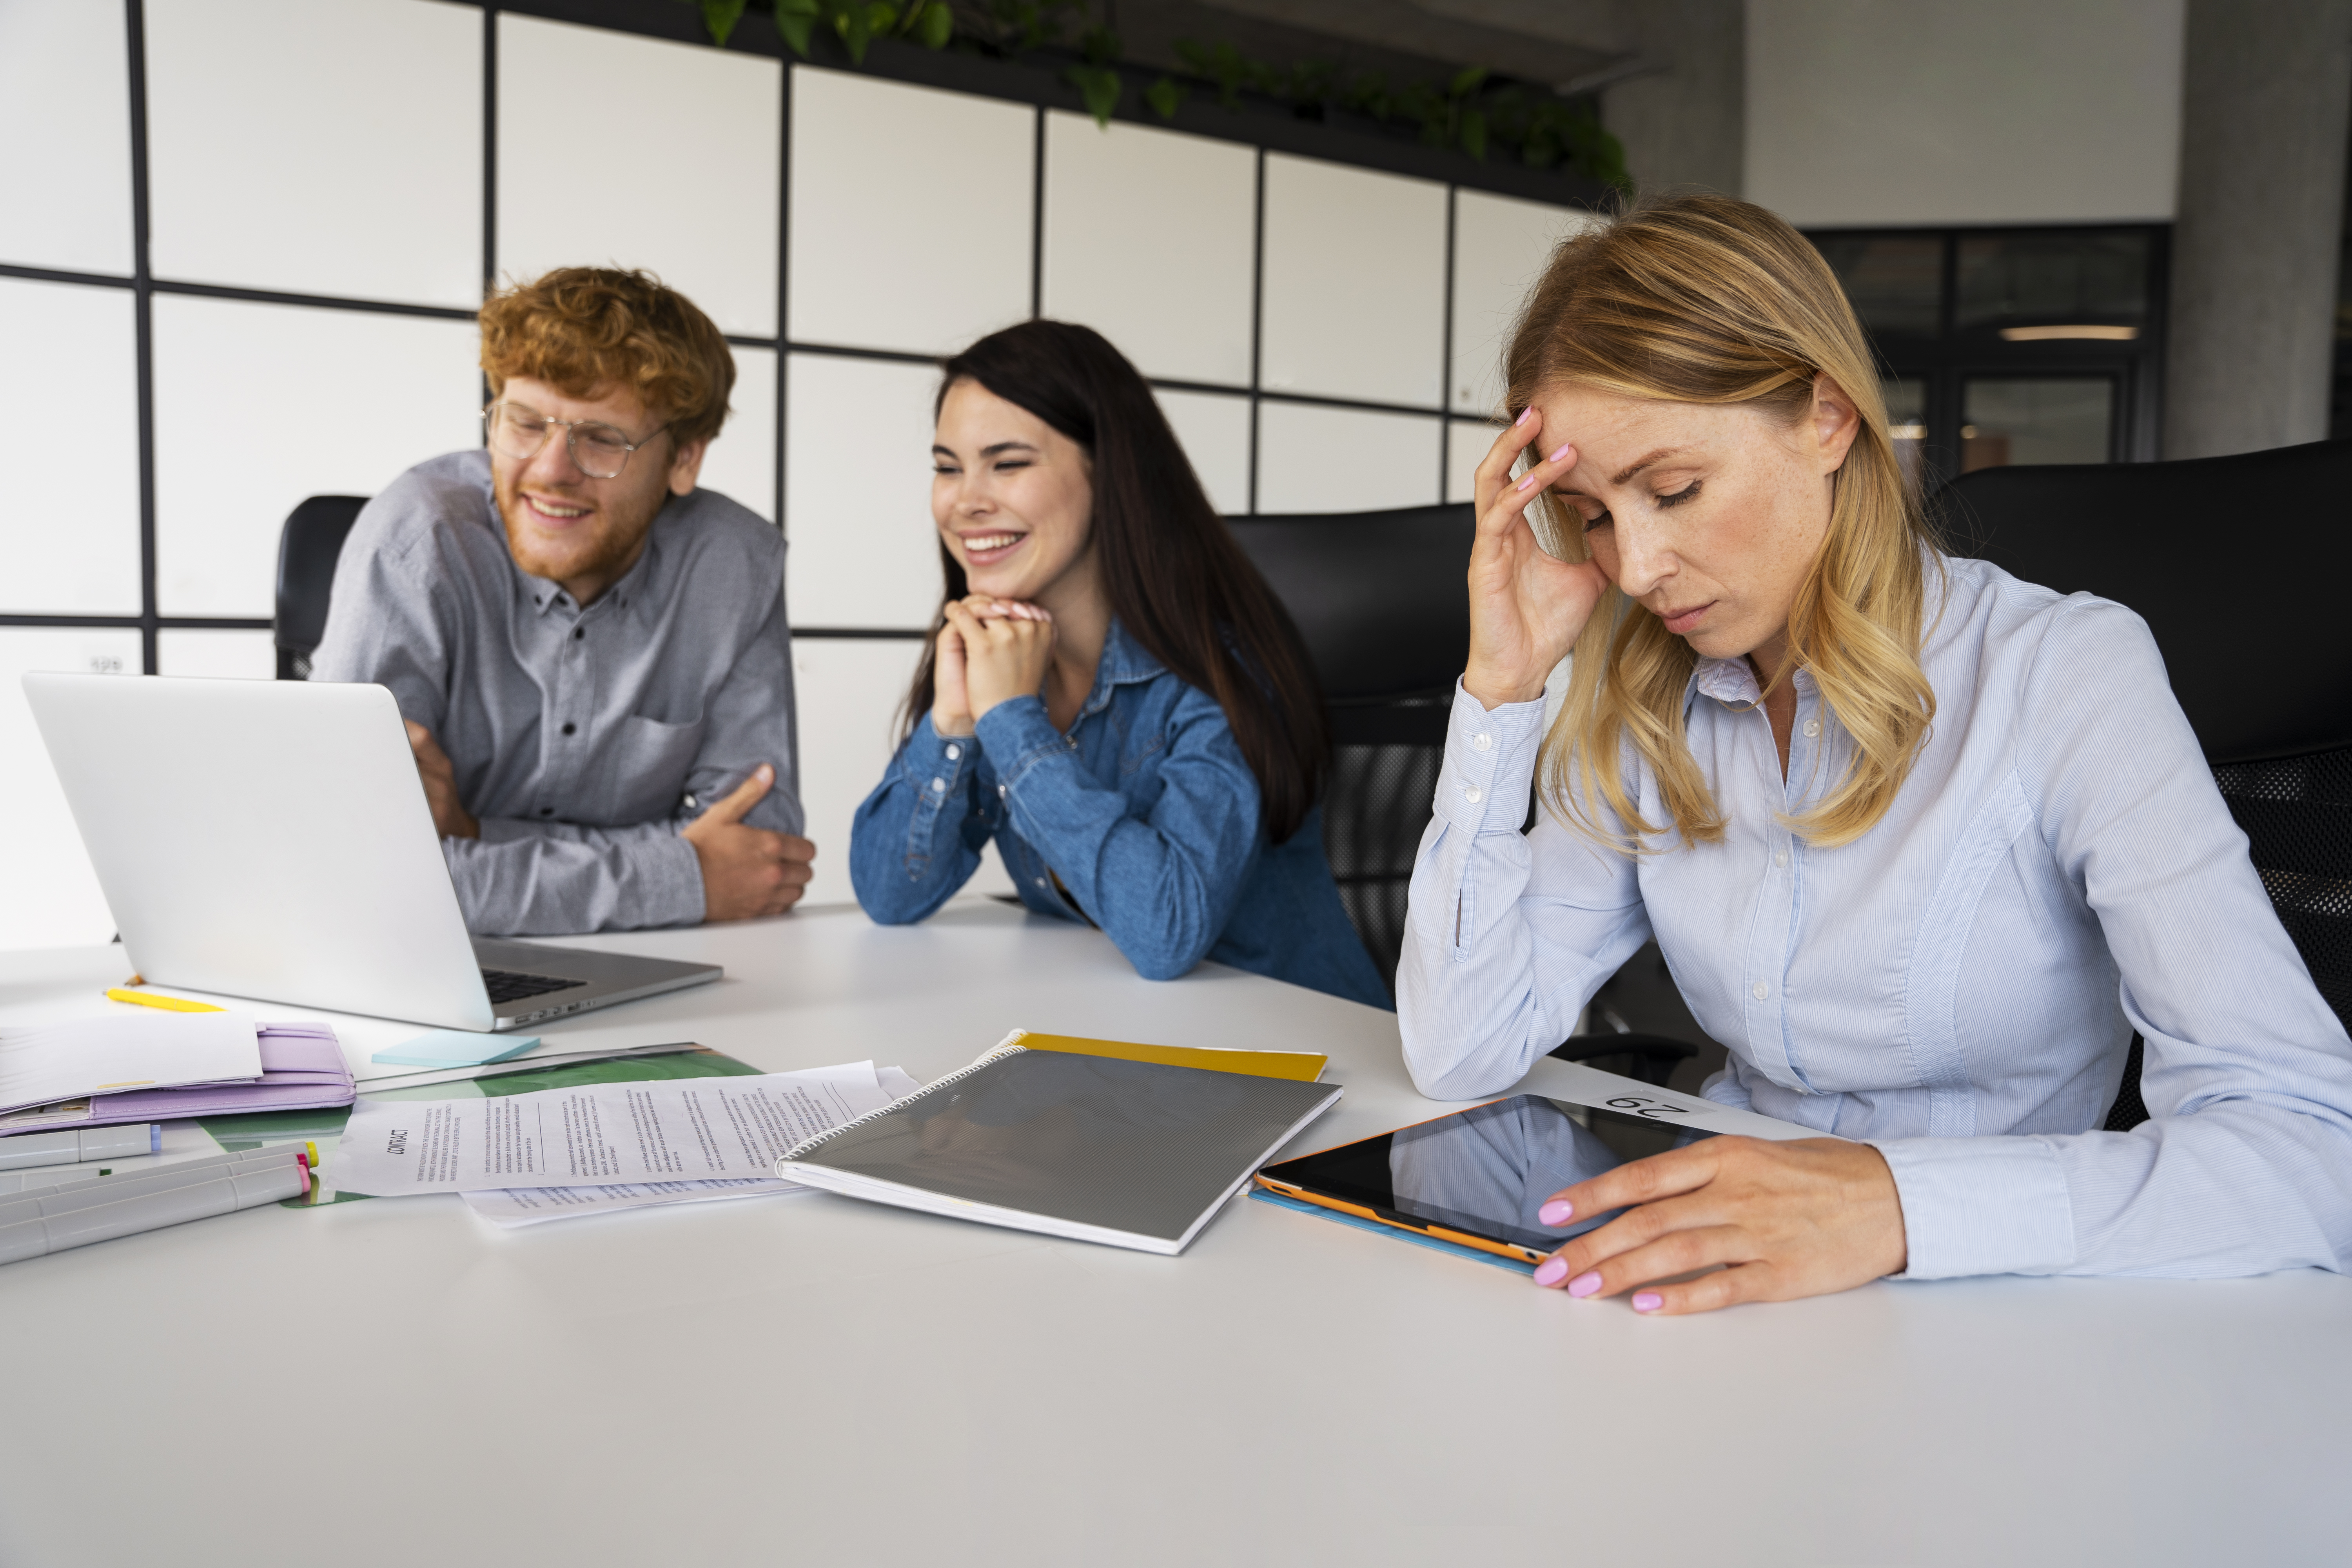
[{"x1": 1254, "y1": 1094, "x2": 1719, "y2": 1266}]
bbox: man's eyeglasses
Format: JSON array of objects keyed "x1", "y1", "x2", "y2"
[{"x1": 482, "y1": 401, "x2": 666, "y2": 479}]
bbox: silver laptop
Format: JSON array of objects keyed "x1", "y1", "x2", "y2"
[{"x1": 23, "y1": 673, "x2": 721, "y2": 1031}]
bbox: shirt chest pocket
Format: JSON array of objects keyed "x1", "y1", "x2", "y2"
[
  {"x1": 1120, "y1": 730, "x2": 1165, "y2": 776},
  {"x1": 580, "y1": 713, "x2": 705, "y2": 824}
]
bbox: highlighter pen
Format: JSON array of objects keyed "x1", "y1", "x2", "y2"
[
  {"x1": 0, "y1": 1146, "x2": 309, "y2": 1267},
  {"x1": 103, "y1": 987, "x2": 224, "y2": 1013},
  {"x1": 0, "y1": 1123, "x2": 161, "y2": 1172}
]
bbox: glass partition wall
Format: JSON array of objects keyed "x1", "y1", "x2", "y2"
[{"x1": 1808, "y1": 226, "x2": 2169, "y2": 487}]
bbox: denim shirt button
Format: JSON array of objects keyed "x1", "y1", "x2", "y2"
[
  {"x1": 930, "y1": 777, "x2": 947, "y2": 793},
  {"x1": 945, "y1": 744, "x2": 961, "y2": 760}
]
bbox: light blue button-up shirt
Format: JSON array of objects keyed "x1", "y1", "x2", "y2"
[{"x1": 1398, "y1": 555, "x2": 2352, "y2": 1281}]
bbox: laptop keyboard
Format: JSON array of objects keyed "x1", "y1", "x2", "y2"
[{"x1": 480, "y1": 968, "x2": 590, "y2": 1005}]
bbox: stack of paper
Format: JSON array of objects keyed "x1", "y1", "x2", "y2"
[
  {"x1": 0, "y1": 1012, "x2": 265, "y2": 1123},
  {"x1": 331, "y1": 1060, "x2": 920, "y2": 1227}
]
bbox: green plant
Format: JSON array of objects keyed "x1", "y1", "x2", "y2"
[{"x1": 677, "y1": 0, "x2": 1630, "y2": 185}]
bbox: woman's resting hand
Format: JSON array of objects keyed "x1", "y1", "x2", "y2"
[
  {"x1": 932, "y1": 596, "x2": 1044, "y2": 737},
  {"x1": 1462, "y1": 407, "x2": 1611, "y2": 710},
  {"x1": 1532, "y1": 1136, "x2": 1908, "y2": 1314}
]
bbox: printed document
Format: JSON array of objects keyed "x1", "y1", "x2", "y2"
[
  {"x1": 334, "y1": 1061, "x2": 906, "y2": 1197},
  {"x1": 462, "y1": 1177, "x2": 802, "y2": 1226}
]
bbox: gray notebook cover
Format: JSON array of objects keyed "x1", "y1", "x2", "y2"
[{"x1": 778, "y1": 1049, "x2": 1341, "y2": 1246}]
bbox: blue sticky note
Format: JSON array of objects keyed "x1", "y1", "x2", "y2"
[{"x1": 371, "y1": 1030, "x2": 543, "y2": 1069}]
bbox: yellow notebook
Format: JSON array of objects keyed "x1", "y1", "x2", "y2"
[{"x1": 991, "y1": 1030, "x2": 1328, "y2": 1083}]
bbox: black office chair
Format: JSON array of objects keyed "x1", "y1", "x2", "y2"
[
  {"x1": 1227, "y1": 503, "x2": 1695, "y2": 1087},
  {"x1": 273, "y1": 495, "x2": 368, "y2": 679},
  {"x1": 1942, "y1": 437, "x2": 2352, "y2": 1129}
]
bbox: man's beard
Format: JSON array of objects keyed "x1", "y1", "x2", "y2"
[{"x1": 492, "y1": 469, "x2": 663, "y2": 590}]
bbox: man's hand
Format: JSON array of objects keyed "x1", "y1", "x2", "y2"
[
  {"x1": 405, "y1": 721, "x2": 479, "y2": 840},
  {"x1": 680, "y1": 764, "x2": 817, "y2": 922},
  {"x1": 1530, "y1": 1136, "x2": 1908, "y2": 1314}
]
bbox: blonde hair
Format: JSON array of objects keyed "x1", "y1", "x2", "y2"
[{"x1": 1509, "y1": 194, "x2": 1938, "y2": 851}]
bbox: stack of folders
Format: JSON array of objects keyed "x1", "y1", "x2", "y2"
[
  {"x1": 0, "y1": 1145, "x2": 312, "y2": 1265},
  {"x1": 0, "y1": 1016, "x2": 354, "y2": 1138},
  {"x1": 774, "y1": 1031, "x2": 1343, "y2": 1255}
]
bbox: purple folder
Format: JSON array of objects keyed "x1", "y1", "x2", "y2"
[{"x1": 0, "y1": 1024, "x2": 355, "y2": 1136}]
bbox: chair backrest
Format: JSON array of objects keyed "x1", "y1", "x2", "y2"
[
  {"x1": 1227, "y1": 504, "x2": 1476, "y2": 990},
  {"x1": 1944, "y1": 439, "x2": 2352, "y2": 1096},
  {"x1": 273, "y1": 495, "x2": 369, "y2": 679}
]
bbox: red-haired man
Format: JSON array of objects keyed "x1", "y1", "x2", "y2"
[{"x1": 312, "y1": 267, "x2": 812, "y2": 933}]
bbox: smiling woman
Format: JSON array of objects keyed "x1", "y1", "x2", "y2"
[
  {"x1": 1399, "y1": 193, "x2": 2352, "y2": 1315},
  {"x1": 846, "y1": 320, "x2": 1390, "y2": 1009}
]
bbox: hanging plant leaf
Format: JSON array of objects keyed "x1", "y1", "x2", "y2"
[
  {"x1": 917, "y1": 0, "x2": 954, "y2": 49},
  {"x1": 699, "y1": 0, "x2": 747, "y2": 47},
  {"x1": 772, "y1": 0, "x2": 818, "y2": 56},
  {"x1": 1065, "y1": 63, "x2": 1122, "y2": 126},
  {"x1": 1144, "y1": 75, "x2": 1187, "y2": 121}
]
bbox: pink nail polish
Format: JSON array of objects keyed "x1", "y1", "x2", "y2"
[
  {"x1": 1532, "y1": 1257, "x2": 1567, "y2": 1286},
  {"x1": 1546, "y1": 441, "x2": 1573, "y2": 463},
  {"x1": 1567, "y1": 1271, "x2": 1602, "y2": 1298},
  {"x1": 1515, "y1": 474, "x2": 1537, "y2": 492},
  {"x1": 1514, "y1": 407, "x2": 1533, "y2": 427},
  {"x1": 1632, "y1": 1292, "x2": 1664, "y2": 1313},
  {"x1": 1537, "y1": 1199, "x2": 1574, "y2": 1226}
]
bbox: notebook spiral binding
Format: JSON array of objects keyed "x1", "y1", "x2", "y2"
[{"x1": 773, "y1": 1045, "x2": 1030, "y2": 1171}]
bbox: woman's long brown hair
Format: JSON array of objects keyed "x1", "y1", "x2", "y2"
[{"x1": 900, "y1": 320, "x2": 1328, "y2": 844}]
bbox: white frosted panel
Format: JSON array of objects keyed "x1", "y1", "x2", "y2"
[
  {"x1": 1156, "y1": 390, "x2": 1252, "y2": 517},
  {"x1": 499, "y1": 16, "x2": 779, "y2": 336},
  {"x1": 699, "y1": 345, "x2": 777, "y2": 523},
  {"x1": 1260, "y1": 155, "x2": 1446, "y2": 409},
  {"x1": 789, "y1": 638, "x2": 1012, "y2": 909},
  {"x1": 1255, "y1": 402, "x2": 1440, "y2": 515},
  {"x1": 790, "y1": 67, "x2": 1033, "y2": 355},
  {"x1": 784, "y1": 353, "x2": 944, "y2": 630},
  {"x1": 1446, "y1": 419, "x2": 1507, "y2": 505},
  {"x1": 156, "y1": 629, "x2": 278, "y2": 680},
  {"x1": 0, "y1": 629, "x2": 143, "y2": 951},
  {"x1": 1748, "y1": 0, "x2": 2186, "y2": 225},
  {"x1": 1040, "y1": 112, "x2": 1254, "y2": 387},
  {"x1": 1451, "y1": 191, "x2": 1598, "y2": 416},
  {"x1": 153, "y1": 296, "x2": 481, "y2": 617},
  {"x1": 0, "y1": 279, "x2": 141, "y2": 613},
  {"x1": 146, "y1": 0, "x2": 481, "y2": 307},
  {"x1": 0, "y1": 0, "x2": 132, "y2": 274}
]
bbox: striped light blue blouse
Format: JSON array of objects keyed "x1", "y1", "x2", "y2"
[{"x1": 1398, "y1": 555, "x2": 2352, "y2": 1280}]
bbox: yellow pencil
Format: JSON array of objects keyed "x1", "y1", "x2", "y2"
[{"x1": 103, "y1": 987, "x2": 223, "y2": 1013}]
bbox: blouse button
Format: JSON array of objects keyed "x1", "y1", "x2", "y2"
[
  {"x1": 1751, "y1": 980, "x2": 1769, "y2": 1001},
  {"x1": 1471, "y1": 733, "x2": 1493, "y2": 751},
  {"x1": 1802, "y1": 719, "x2": 1821, "y2": 738},
  {"x1": 1464, "y1": 787, "x2": 1484, "y2": 805},
  {"x1": 945, "y1": 743, "x2": 961, "y2": 761},
  {"x1": 1774, "y1": 848, "x2": 1789, "y2": 868}
]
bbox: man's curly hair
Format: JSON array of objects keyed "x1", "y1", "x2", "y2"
[{"x1": 479, "y1": 267, "x2": 734, "y2": 448}]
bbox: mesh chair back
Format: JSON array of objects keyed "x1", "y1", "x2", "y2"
[
  {"x1": 1946, "y1": 439, "x2": 2352, "y2": 1124},
  {"x1": 273, "y1": 495, "x2": 369, "y2": 679},
  {"x1": 1227, "y1": 505, "x2": 1476, "y2": 989}
]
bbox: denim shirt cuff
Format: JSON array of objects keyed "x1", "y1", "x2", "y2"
[
  {"x1": 900, "y1": 713, "x2": 983, "y2": 878},
  {"x1": 972, "y1": 697, "x2": 1069, "y2": 793},
  {"x1": 1432, "y1": 679, "x2": 1547, "y2": 837}
]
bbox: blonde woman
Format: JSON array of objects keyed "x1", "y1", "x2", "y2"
[{"x1": 1400, "y1": 194, "x2": 2352, "y2": 1313}]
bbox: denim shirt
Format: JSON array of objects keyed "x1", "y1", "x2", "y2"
[{"x1": 849, "y1": 619, "x2": 1390, "y2": 1010}]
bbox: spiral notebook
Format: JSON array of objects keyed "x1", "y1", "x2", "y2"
[{"x1": 772, "y1": 1040, "x2": 1342, "y2": 1255}]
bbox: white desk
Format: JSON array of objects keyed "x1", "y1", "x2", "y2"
[{"x1": 1, "y1": 901, "x2": 2345, "y2": 1566}]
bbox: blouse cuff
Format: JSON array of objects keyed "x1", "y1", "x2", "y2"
[
  {"x1": 1869, "y1": 1135, "x2": 2077, "y2": 1280},
  {"x1": 1432, "y1": 680, "x2": 1547, "y2": 838}
]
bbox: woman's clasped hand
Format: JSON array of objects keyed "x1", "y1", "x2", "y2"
[
  {"x1": 1530, "y1": 1135, "x2": 1909, "y2": 1314},
  {"x1": 931, "y1": 595, "x2": 1056, "y2": 739}
]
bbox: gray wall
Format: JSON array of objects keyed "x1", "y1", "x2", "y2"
[{"x1": 2165, "y1": 0, "x2": 2352, "y2": 459}]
